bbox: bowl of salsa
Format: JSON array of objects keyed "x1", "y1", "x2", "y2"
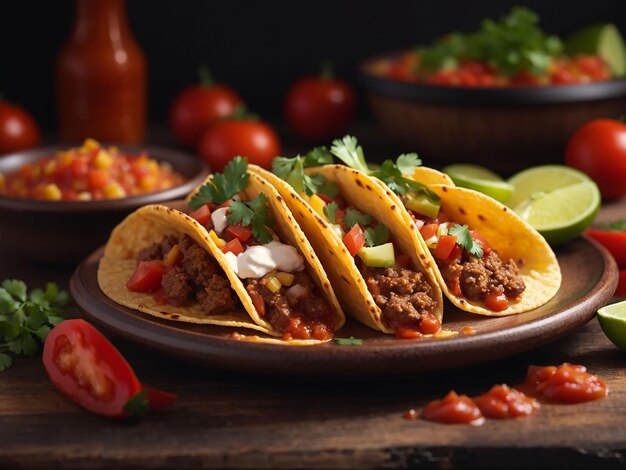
[
  {"x1": 0, "y1": 139, "x2": 209, "y2": 264},
  {"x1": 359, "y1": 8, "x2": 626, "y2": 173}
]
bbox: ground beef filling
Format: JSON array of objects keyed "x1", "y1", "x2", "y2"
[
  {"x1": 359, "y1": 264, "x2": 439, "y2": 332},
  {"x1": 138, "y1": 234, "x2": 236, "y2": 315},
  {"x1": 245, "y1": 272, "x2": 335, "y2": 341},
  {"x1": 439, "y1": 251, "x2": 526, "y2": 302}
]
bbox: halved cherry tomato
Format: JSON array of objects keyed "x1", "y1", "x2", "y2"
[
  {"x1": 420, "y1": 223, "x2": 439, "y2": 240},
  {"x1": 222, "y1": 237, "x2": 244, "y2": 256},
  {"x1": 435, "y1": 235, "x2": 458, "y2": 261},
  {"x1": 585, "y1": 227, "x2": 626, "y2": 267},
  {"x1": 225, "y1": 224, "x2": 252, "y2": 242},
  {"x1": 617, "y1": 269, "x2": 626, "y2": 297},
  {"x1": 485, "y1": 290, "x2": 509, "y2": 312},
  {"x1": 126, "y1": 260, "x2": 165, "y2": 292},
  {"x1": 189, "y1": 204, "x2": 212, "y2": 226},
  {"x1": 42, "y1": 319, "x2": 176, "y2": 418},
  {"x1": 343, "y1": 224, "x2": 366, "y2": 256}
]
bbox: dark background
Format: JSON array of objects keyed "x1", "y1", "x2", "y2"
[{"x1": 4, "y1": 0, "x2": 626, "y2": 132}]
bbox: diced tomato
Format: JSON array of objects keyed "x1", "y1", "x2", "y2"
[
  {"x1": 225, "y1": 224, "x2": 252, "y2": 242},
  {"x1": 88, "y1": 169, "x2": 109, "y2": 189},
  {"x1": 450, "y1": 275, "x2": 463, "y2": 297},
  {"x1": 436, "y1": 212, "x2": 450, "y2": 224},
  {"x1": 435, "y1": 235, "x2": 458, "y2": 261},
  {"x1": 222, "y1": 237, "x2": 244, "y2": 256},
  {"x1": 419, "y1": 312, "x2": 441, "y2": 334},
  {"x1": 395, "y1": 254, "x2": 410, "y2": 267},
  {"x1": 217, "y1": 198, "x2": 233, "y2": 210},
  {"x1": 485, "y1": 290, "x2": 509, "y2": 312},
  {"x1": 126, "y1": 260, "x2": 165, "y2": 292},
  {"x1": 396, "y1": 322, "x2": 423, "y2": 339},
  {"x1": 189, "y1": 204, "x2": 212, "y2": 226},
  {"x1": 444, "y1": 244, "x2": 463, "y2": 264},
  {"x1": 343, "y1": 224, "x2": 366, "y2": 257},
  {"x1": 470, "y1": 229, "x2": 492, "y2": 256},
  {"x1": 420, "y1": 223, "x2": 439, "y2": 240},
  {"x1": 249, "y1": 289, "x2": 265, "y2": 316},
  {"x1": 71, "y1": 157, "x2": 89, "y2": 177}
]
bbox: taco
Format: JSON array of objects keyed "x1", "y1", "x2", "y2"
[
  {"x1": 250, "y1": 160, "x2": 444, "y2": 337},
  {"x1": 328, "y1": 136, "x2": 561, "y2": 316},
  {"x1": 99, "y1": 158, "x2": 344, "y2": 343}
]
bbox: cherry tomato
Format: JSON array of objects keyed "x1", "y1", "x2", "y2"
[
  {"x1": 169, "y1": 69, "x2": 243, "y2": 148},
  {"x1": 197, "y1": 119, "x2": 281, "y2": 171},
  {"x1": 284, "y1": 66, "x2": 356, "y2": 142},
  {"x1": 565, "y1": 119, "x2": 626, "y2": 199},
  {"x1": 0, "y1": 100, "x2": 41, "y2": 155},
  {"x1": 42, "y1": 319, "x2": 176, "y2": 417},
  {"x1": 586, "y1": 226, "x2": 626, "y2": 267}
]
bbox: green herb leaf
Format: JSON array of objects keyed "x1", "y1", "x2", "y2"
[
  {"x1": 364, "y1": 224, "x2": 390, "y2": 247},
  {"x1": 123, "y1": 390, "x2": 150, "y2": 417},
  {"x1": 189, "y1": 156, "x2": 249, "y2": 209},
  {"x1": 2, "y1": 280, "x2": 27, "y2": 302},
  {"x1": 330, "y1": 135, "x2": 371, "y2": 174},
  {"x1": 8, "y1": 335, "x2": 38, "y2": 356},
  {"x1": 396, "y1": 153, "x2": 422, "y2": 174},
  {"x1": 303, "y1": 173, "x2": 338, "y2": 198},
  {"x1": 0, "y1": 353, "x2": 12, "y2": 372},
  {"x1": 599, "y1": 219, "x2": 626, "y2": 231},
  {"x1": 323, "y1": 201, "x2": 339, "y2": 224},
  {"x1": 304, "y1": 146, "x2": 334, "y2": 166},
  {"x1": 272, "y1": 154, "x2": 337, "y2": 197},
  {"x1": 344, "y1": 208, "x2": 372, "y2": 228},
  {"x1": 333, "y1": 336, "x2": 363, "y2": 346},
  {"x1": 0, "y1": 289, "x2": 19, "y2": 314},
  {"x1": 227, "y1": 194, "x2": 275, "y2": 244},
  {"x1": 448, "y1": 224, "x2": 483, "y2": 258}
]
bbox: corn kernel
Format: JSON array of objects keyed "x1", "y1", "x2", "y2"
[
  {"x1": 265, "y1": 276, "x2": 282, "y2": 294},
  {"x1": 103, "y1": 182, "x2": 127, "y2": 199},
  {"x1": 139, "y1": 175, "x2": 156, "y2": 191},
  {"x1": 94, "y1": 149, "x2": 113, "y2": 169},
  {"x1": 275, "y1": 271, "x2": 294, "y2": 286},
  {"x1": 147, "y1": 160, "x2": 159, "y2": 174},
  {"x1": 82, "y1": 138, "x2": 101, "y2": 152},
  {"x1": 209, "y1": 230, "x2": 226, "y2": 248},
  {"x1": 44, "y1": 160, "x2": 57, "y2": 175},
  {"x1": 163, "y1": 244, "x2": 181, "y2": 267},
  {"x1": 42, "y1": 183, "x2": 62, "y2": 201},
  {"x1": 308, "y1": 194, "x2": 327, "y2": 219}
]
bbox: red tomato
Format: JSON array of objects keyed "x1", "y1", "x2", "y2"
[
  {"x1": 435, "y1": 235, "x2": 458, "y2": 261},
  {"x1": 565, "y1": 119, "x2": 626, "y2": 199},
  {"x1": 485, "y1": 290, "x2": 509, "y2": 312},
  {"x1": 617, "y1": 269, "x2": 626, "y2": 297},
  {"x1": 420, "y1": 223, "x2": 439, "y2": 240},
  {"x1": 189, "y1": 204, "x2": 212, "y2": 226},
  {"x1": 585, "y1": 227, "x2": 626, "y2": 267},
  {"x1": 42, "y1": 319, "x2": 176, "y2": 417},
  {"x1": 0, "y1": 101, "x2": 41, "y2": 155},
  {"x1": 225, "y1": 224, "x2": 252, "y2": 242},
  {"x1": 343, "y1": 224, "x2": 366, "y2": 257},
  {"x1": 222, "y1": 237, "x2": 244, "y2": 256},
  {"x1": 168, "y1": 72, "x2": 243, "y2": 148},
  {"x1": 284, "y1": 69, "x2": 356, "y2": 142},
  {"x1": 126, "y1": 260, "x2": 165, "y2": 292},
  {"x1": 197, "y1": 119, "x2": 281, "y2": 171}
]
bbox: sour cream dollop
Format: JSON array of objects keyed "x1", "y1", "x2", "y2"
[
  {"x1": 227, "y1": 240, "x2": 305, "y2": 279},
  {"x1": 211, "y1": 207, "x2": 229, "y2": 234}
]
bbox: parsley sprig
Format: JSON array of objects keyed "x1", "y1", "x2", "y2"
[
  {"x1": 448, "y1": 224, "x2": 483, "y2": 258},
  {"x1": 227, "y1": 194, "x2": 275, "y2": 244},
  {"x1": 189, "y1": 156, "x2": 249, "y2": 208},
  {"x1": 271, "y1": 147, "x2": 337, "y2": 197},
  {"x1": 0, "y1": 280, "x2": 71, "y2": 372},
  {"x1": 323, "y1": 201, "x2": 339, "y2": 224}
]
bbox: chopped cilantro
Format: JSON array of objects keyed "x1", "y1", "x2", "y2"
[
  {"x1": 396, "y1": 153, "x2": 422, "y2": 174},
  {"x1": 323, "y1": 201, "x2": 339, "y2": 224},
  {"x1": 189, "y1": 156, "x2": 249, "y2": 208},
  {"x1": 272, "y1": 150, "x2": 337, "y2": 197},
  {"x1": 364, "y1": 224, "x2": 390, "y2": 247},
  {"x1": 333, "y1": 336, "x2": 363, "y2": 346},
  {"x1": 330, "y1": 135, "x2": 370, "y2": 174},
  {"x1": 0, "y1": 279, "x2": 71, "y2": 372},
  {"x1": 227, "y1": 194, "x2": 275, "y2": 244},
  {"x1": 344, "y1": 208, "x2": 372, "y2": 228},
  {"x1": 599, "y1": 219, "x2": 626, "y2": 231},
  {"x1": 448, "y1": 224, "x2": 483, "y2": 258}
]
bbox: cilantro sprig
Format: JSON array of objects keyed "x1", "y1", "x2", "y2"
[
  {"x1": 227, "y1": 194, "x2": 275, "y2": 244},
  {"x1": 364, "y1": 224, "x2": 389, "y2": 247},
  {"x1": 271, "y1": 147, "x2": 337, "y2": 197},
  {"x1": 344, "y1": 208, "x2": 372, "y2": 228},
  {"x1": 0, "y1": 280, "x2": 71, "y2": 372},
  {"x1": 330, "y1": 135, "x2": 370, "y2": 174},
  {"x1": 189, "y1": 156, "x2": 249, "y2": 208},
  {"x1": 323, "y1": 201, "x2": 339, "y2": 224},
  {"x1": 448, "y1": 224, "x2": 483, "y2": 258},
  {"x1": 598, "y1": 220, "x2": 626, "y2": 231}
]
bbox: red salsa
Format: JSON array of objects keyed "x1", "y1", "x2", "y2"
[
  {"x1": 0, "y1": 139, "x2": 184, "y2": 201},
  {"x1": 474, "y1": 384, "x2": 539, "y2": 419},
  {"x1": 421, "y1": 391, "x2": 485, "y2": 426},
  {"x1": 523, "y1": 363, "x2": 608, "y2": 404}
]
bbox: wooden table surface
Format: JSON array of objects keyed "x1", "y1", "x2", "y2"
[{"x1": 2, "y1": 141, "x2": 626, "y2": 469}]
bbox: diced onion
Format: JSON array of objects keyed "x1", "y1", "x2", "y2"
[{"x1": 286, "y1": 284, "x2": 308, "y2": 298}]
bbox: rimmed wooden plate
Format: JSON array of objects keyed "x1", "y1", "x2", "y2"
[{"x1": 70, "y1": 237, "x2": 617, "y2": 377}]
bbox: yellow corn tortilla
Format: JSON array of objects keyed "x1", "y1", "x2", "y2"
[
  {"x1": 382, "y1": 181, "x2": 562, "y2": 316},
  {"x1": 250, "y1": 164, "x2": 444, "y2": 334}
]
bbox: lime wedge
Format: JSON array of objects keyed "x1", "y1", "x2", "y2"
[
  {"x1": 565, "y1": 23, "x2": 626, "y2": 77},
  {"x1": 507, "y1": 165, "x2": 591, "y2": 210},
  {"x1": 597, "y1": 300, "x2": 626, "y2": 351},
  {"x1": 513, "y1": 181, "x2": 600, "y2": 245},
  {"x1": 442, "y1": 164, "x2": 514, "y2": 203}
]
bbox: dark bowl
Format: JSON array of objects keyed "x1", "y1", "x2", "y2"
[
  {"x1": 0, "y1": 145, "x2": 209, "y2": 265},
  {"x1": 359, "y1": 53, "x2": 626, "y2": 174}
]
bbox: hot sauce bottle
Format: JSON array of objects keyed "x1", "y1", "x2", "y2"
[{"x1": 55, "y1": 0, "x2": 147, "y2": 143}]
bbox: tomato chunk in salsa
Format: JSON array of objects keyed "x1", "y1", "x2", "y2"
[{"x1": 0, "y1": 138, "x2": 184, "y2": 201}]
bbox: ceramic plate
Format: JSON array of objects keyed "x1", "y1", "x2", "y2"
[{"x1": 70, "y1": 237, "x2": 617, "y2": 377}]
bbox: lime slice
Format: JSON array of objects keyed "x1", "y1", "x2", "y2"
[
  {"x1": 597, "y1": 300, "x2": 626, "y2": 351},
  {"x1": 565, "y1": 23, "x2": 626, "y2": 77},
  {"x1": 442, "y1": 164, "x2": 514, "y2": 203},
  {"x1": 507, "y1": 165, "x2": 591, "y2": 209},
  {"x1": 514, "y1": 181, "x2": 600, "y2": 245}
]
